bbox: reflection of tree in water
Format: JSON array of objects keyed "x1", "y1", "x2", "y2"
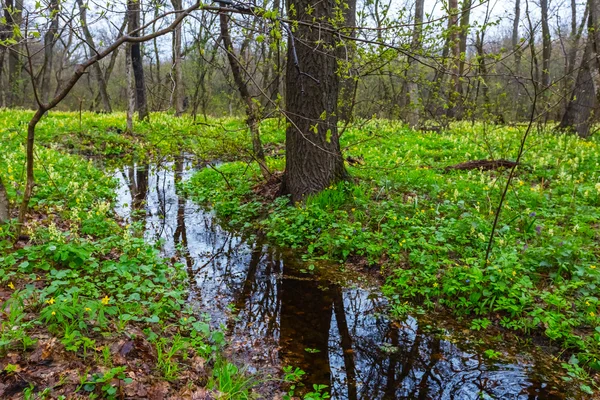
[
  {"x1": 279, "y1": 265, "x2": 334, "y2": 389},
  {"x1": 173, "y1": 154, "x2": 194, "y2": 274},
  {"x1": 122, "y1": 163, "x2": 149, "y2": 230}
]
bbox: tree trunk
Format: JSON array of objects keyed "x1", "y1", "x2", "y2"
[
  {"x1": 446, "y1": 0, "x2": 461, "y2": 119},
  {"x1": 76, "y1": 0, "x2": 112, "y2": 112},
  {"x1": 512, "y1": 0, "x2": 523, "y2": 120},
  {"x1": 404, "y1": 0, "x2": 424, "y2": 128},
  {"x1": 219, "y1": 11, "x2": 269, "y2": 178},
  {"x1": 93, "y1": 16, "x2": 128, "y2": 108},
  {"x1": 126, "y1": 43, "x2": 136, "y2": 133},
  {"x1": 128, "y1": 0, "x2": 149, "y2": 121},
  {"x1": 281, "y1": 0, "x2": 349, "y2": 202},
  {"x1": 338, "y1": 0, "x2": 357, "y2": 122},
  {"x1": 5, "y1": 0, "x2": 23, "y2": 107},
  {"x1": 0, "y1": 176, "x2": 9, "y2": 223},
  {"x1": 453, "y1": 0, "x2": 472, "y2": 118},
  {"x1": 558, "y1": 36, "x2": 596, "y2": 137},
  {"x1": 559, "y1": 0, "x2": 600, "y2": 137},
  {"x1": 171, "y1": 0, "x2": 184, "y2": 116},
  {"x1": 41, "y1": 0, "x2": 59, "y2": 104}
]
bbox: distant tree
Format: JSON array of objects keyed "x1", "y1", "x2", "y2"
[
  {"x1": 171, "y1": 0, "x2": 185, "y2": 116},
  {"x1": 76, "y1": 0, "x2": 112, "y2": 112},
  {"x1": 558, "y1": 0, "x2": 600, "y2": 137},
  {"x1": 218, "y1": 8, "x2": 269, "y2": 178},
  {"x1": 128, "y1": 0, "x2": 150, "y2": 120}
]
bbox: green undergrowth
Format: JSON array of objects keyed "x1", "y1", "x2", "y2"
[
  {"x1": 0, "y1": 109, "x2": 279, "y2": 162},
  {"x1": 184, "y1": 120, "x2": 600, "y2": 389},
  {"x1": 0, "y1": 120, "x2": 259, "y2": 397}
]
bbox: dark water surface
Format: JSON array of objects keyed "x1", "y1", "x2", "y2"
[{"x1": 112, "y1": 159, "x2": 572, "y2": 399}]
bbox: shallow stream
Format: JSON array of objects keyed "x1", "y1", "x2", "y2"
[{"x1": 111, "y1": 158, "x2": 572, "y2": 399}]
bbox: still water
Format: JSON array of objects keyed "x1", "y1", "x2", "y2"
[{"x1": 112, "y1": 158, "x2": 571, "y2": 399}]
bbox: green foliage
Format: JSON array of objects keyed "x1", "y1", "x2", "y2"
[
  {"x1": 0, "y1": 117, "x2": 246, "y2": 397},
  {"x1": 184, "y1": 118, "x2": 600, "y2": 377}
]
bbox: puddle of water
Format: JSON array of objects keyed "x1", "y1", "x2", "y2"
[{"x1": 112, "y1": 159, "x2": 572, "y2": 399}]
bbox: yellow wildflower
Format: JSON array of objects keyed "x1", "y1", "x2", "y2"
[
  {"x1": 8, "y1": 282, "x2": 15, "y2": 290},
  {"x1": 433, "y1": 283, "x2": 439, "y2": 288},
  {"x1": 85, "y1": 307, "x2": 91, "y2": 312},
  {"x1": 590, "y1": 265, "x2": 597, "y2": 269},
  {"x1": 591, "y1": 312, "x2": 596, "y2": 317},
  {"x1": 101, "y1": 296, "x2": 110, "y2": 305},
  {"x1": 46, "y1": 298, "x2": 55, "y2": 305},
  {"x1": 512, "y1": 271, "x2": 516, "y2": 276},
  {"x1": 51, "y1": 311, "x2": 56, "y2": 316}
]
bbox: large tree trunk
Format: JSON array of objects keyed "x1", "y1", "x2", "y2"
[
  {"x1": 128, "y1": 0, "x2": 149, "y2": 121},
  {"x1": 281, "y1": 0, "x2": 349, "y2": 202},
  {"x1": 219, "y1": 11, "x2": 269, "y2": 178},
  {"x1": 41, "y1": 0, "x2": 59, "y2": 104},
  {"x1": 171, "y1": 0, "x2": 184, "y2": 116},
  {"x1": 76, "y1": 0, "x2": 112, "y2": 112}
]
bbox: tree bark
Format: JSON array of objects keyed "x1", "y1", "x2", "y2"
[
  {"x1": 219, "y1": 10, "x2": 269, "y2": 178},
  {"x1": 76, "y1": 0, "x2": 112, "y2": 112},
  {"x1": 281, "y1": 0, "x2": 349, "y2": 202},
  {"x1": 128, "y1": 0, "x2": 149, "y2": 121}
]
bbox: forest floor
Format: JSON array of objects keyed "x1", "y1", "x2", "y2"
[
  {"x1": 0, "y1": 111, "x2": 294, "y2": 399},
  {"x1": 1, "y1": 110, "x2": 600, "y2": 397}
]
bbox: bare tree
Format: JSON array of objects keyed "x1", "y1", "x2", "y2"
[
  {"x1": 218, "y1": 8, "x2": 269, "y2": 178},
  {"x1": 76, "y1": 0, "x2": 112, "y2": 112}
]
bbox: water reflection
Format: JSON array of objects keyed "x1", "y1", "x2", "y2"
[{"x1": 113, "y1": 161, "x2": 567, "y2": 400}]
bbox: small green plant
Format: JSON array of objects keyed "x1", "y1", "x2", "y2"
[
  {"x1": 484, "y1": 349, "x2": 502, "y2": 360},
  {"x1": 210, "y1": 361, "x2": 256, "y2": 400},
  {"x1": 77, "y1": 366, "x2": 132, "y2": 399},
  {"x1": 304, "y1": 384, "x2": 331, "y2": 400},
  {"x1": 470, "y1": 318, "x2": 492, "y2": 331}
]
